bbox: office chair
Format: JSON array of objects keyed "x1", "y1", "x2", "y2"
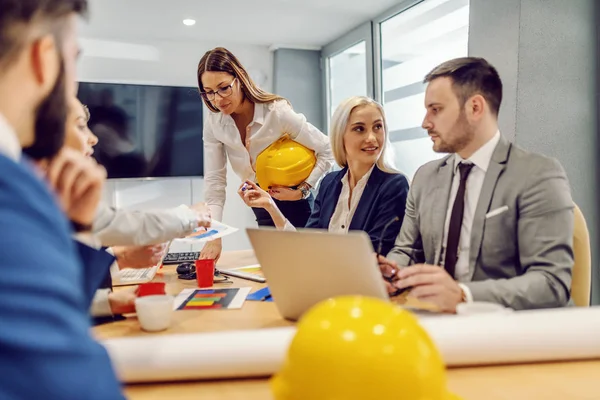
[{"x1": 571, "y1": 203, "x2": 591, "y2": 307}]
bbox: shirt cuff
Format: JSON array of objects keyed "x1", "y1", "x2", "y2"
[
  {"x1": 105, "y1": 247, "x2": 121, "y2": 274},
  {"x1": 282, "y1": 219, "x2": 297, "y2": 232},
  {"x1": 208, "y1": 204, "x2": 224, "y2": 223},
  {"x1": 458, "y1": 283, "x2": 474, "y2": 303},
  {"x1": 90, "y1": 288, "x2": 113, "y2": 317},
  {"x1": 172, "y1": 204, "x2": 202, "y2": 233},
  {"x1": 74, "y1": 232, "x2": 102, "y2": 249},
  {"x1": 304, "y1": 173, "x2": 320, "y2": 189}
]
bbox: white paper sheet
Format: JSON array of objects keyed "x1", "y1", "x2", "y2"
[
  {"x1": 102, "y1": 307, "x2": 600, "y2": 383},
  {"x1": 173, "y1": 220, "x2": 238, "y2": 243}
]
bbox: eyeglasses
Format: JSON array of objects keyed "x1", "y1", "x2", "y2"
[{"x1": 200, "y1": 78, "x2": 237, "y2": 101}]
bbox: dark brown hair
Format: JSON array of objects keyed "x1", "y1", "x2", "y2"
[
  {"x1": 0, "y1": 0, "x2": 88, "y2": 67},
  {"x1": 197, "y1": 47, "x2": 287, "y2": 113},
  {"x1": 424, "y1": 57, "x2": 503, "y2": 116}
]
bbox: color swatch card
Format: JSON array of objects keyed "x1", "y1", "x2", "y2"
[
  {"x1": 174, "y1": 220, "x2": 238, "y2": 243},
  {"x1": 173, "y1": 287, "x2": 251, "y2": 310}
]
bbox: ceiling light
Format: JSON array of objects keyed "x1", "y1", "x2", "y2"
[{"x1": 183, "y1": 19, "x2": 196, "y2": 26}]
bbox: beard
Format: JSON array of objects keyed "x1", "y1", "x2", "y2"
[
  {"x1": 22, "y1": 63, "x2": 68, "y2": 160},
  {"x1": 431, "y1": 110, "x2": 474, "y2": 154}
]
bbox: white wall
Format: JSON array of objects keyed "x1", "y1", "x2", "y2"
[
  {"x1": 80, "y1": 38, "x2": 274, "y2": 252},
  {"x1": 273, "y1": 49, "x2": 325, "y2": 131}
]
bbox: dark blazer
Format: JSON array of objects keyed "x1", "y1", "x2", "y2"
[
  {"x1": 307, "y1": 165, "x2": 409, "y2": 255},
  {"x1": 0, "y1": 154, "x2": 125, "y2": 399}
]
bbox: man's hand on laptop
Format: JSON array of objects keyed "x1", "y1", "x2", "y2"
[
  {"x1": 377, "y1": 255, "x2": 401, "y2": 294},
  {"x1": 189, "y1": 202, "x2": 211, "y2": 227},
  {"x1": 112, "y1": 243, "x2": 167, "y2": 269},
  {"x1": 391, "y1": 264, "x2": 463, "y2": 313},
  {"x1": 46, "y1": 148, "x2": 106, "y2": 229}
]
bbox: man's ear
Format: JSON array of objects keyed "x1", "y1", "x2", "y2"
[
  {"x1": 30, "y1": 35, "x2": 60, "y2": 95},
  {"x1": 466, "y1": 94, "x2": 486, "y2": 121}
]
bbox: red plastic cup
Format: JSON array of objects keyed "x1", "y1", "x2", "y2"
[
  {"x1": 136, "y1": 282, "x2": 166, "y2": 297},
  {"x1": 195, "y1": 259, "x2": 215, "y2": 288}
]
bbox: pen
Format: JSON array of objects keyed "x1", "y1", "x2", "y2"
[
  {"x1": 261, "y1": 294, "x2": 272, "y2": 301},
  {"x1": 241, "y1": 182, "x2": 249, "y2": 192}
]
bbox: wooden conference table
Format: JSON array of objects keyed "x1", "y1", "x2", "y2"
[{"x1": 94, "y1": 250, "x2": 600, "y2": 400}]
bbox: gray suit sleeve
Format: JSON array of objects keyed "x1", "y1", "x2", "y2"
[
  {"x1": 386, "y1": 173, "x2": 424, "y2": 266},
  {"x1": 93, "y1": 204, "x2": 198, "y2": 247},
  {"x1": 465, "y1": 157, "x2": 574, "y2": 309}
]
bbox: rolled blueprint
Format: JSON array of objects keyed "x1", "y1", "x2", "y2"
[
  {"x1": 103, "y1": 327, "x2": 296, "y2": 383},
  {"x1": 103, "y1": 307, "x2": 600, "y2": 383},
  {"x1": 419, "y1": 306, "x2": 600, "y2": 366}
]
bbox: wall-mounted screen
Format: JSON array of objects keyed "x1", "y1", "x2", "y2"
[{"x1": 78, "y1": 82, "x2": 204, "y2": 179}]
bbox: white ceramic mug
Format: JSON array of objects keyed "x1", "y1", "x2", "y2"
[{"x1": 135, "y1": 295, "x2": 175, "y2": 332}]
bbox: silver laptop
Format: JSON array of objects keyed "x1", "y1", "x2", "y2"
[{"x1": 246, "y1": 228, "x2": 389, "y2": 321}]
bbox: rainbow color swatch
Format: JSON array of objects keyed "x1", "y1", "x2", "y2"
[
  {"x1": 181, "y1": 290, "x2": 229, "y2": 309},
  {"x1": 174, "y1": 287, "x2": 251, "y2": 310}
]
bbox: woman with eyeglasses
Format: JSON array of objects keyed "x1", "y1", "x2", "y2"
[
  {"x1": 198, "y1": 47, "x2": 334, "y2": 262},
  {"x1": 238, "y1": 96, "x2": 409, "y2": 256}
]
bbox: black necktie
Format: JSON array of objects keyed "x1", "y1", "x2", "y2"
[{"x1": 444, "y1": 162, "x2": 474, "y2": 278}]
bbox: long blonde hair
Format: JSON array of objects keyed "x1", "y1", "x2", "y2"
[
  {"x1": 329, "y1": 96, "x2": 398, "y2": 173},
  {"x1": 197, "y1": 47, "x2": 288, "y2": 113}
]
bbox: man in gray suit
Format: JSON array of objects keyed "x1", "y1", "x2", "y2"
[{"x1": 379, "y1": 57, "x2": 574, "y2": 313}]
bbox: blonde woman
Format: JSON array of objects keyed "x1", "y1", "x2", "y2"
[
  {"x1": 239, "y1": 96, "x2": 409, "y2": 255},
  {"x1": 198, "y1": 47, "x2": 334, "y2": 261}
]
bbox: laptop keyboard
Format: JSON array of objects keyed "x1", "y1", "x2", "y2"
[
  {"x1": 163, "y1": 252, "x2": 200, "y2": 264},
  {"x1": 118, "y1": 265, "x2": 157, "y2": 282}
]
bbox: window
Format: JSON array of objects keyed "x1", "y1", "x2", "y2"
[
  {"x1": 328, "y1": 41, "x2": 368, "y2": 119},
  {"x1": 323, "y1": 22, "x2": 374, "y2": 130},
  {"x1": 379, "y1": 0, "x2": 470, "y2": 178}
]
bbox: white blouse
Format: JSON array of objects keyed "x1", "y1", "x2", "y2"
[
  {"x1": 328, "y1": 167, "x2": 374, "y2": 233},
  {"x1": 283, "y1": 166, "x2": 374, "y2": 232},
  {"x1": 203, "y1": 100, "x2": 334, "y2": 221}
]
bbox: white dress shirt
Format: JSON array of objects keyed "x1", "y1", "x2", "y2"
[
  {"x1": 93, "y1": 203, "x2": 202, "y2": 247},
  {"x1": 0, "y1": 113, "x2": 22, "y2": 161},
  {"x1": 203, "y1": 100, "x2": 334, "y2": 221},
  {"x1": 442, "y1": 130, "x2": 501, "y2": 301},
  {"x1": 328, "y1": 167, "x2": 374, "y2": 233},
  {"x1": 282, "y1": 167, "x2": 374, "y2": 232}
]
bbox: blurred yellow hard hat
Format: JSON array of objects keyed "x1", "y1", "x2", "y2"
[
  {"x1": 255, "y1": 136, "x2": 316, "y2": 189},
  {"x1": 271, "y1": 296, "x2": 460, "y2": 400}
]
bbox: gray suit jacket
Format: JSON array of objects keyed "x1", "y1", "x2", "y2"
[
  {"x1": 388, "y1": 135, "x2": 574, "y2": 310},
  {"x1": 93, "y1": 204, "x2": 198, "y2": 247}
]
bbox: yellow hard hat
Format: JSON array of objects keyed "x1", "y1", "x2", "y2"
[
  {"x1": 271, "y1": 296, "x2": 460, "y2": 400},
  {"x1": 255, "y1": 136, "x2": 316, "y2": 189}
]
